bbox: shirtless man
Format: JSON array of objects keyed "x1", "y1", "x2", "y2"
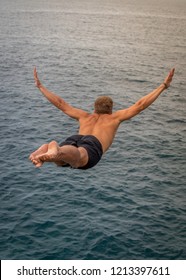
[{"x1": 29, "y1": 67, "x2": 175, "y2": 169}]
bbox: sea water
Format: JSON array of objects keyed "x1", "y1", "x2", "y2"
[{"x1": 0, "y1": 0, "x2": 186, "y2": 259}]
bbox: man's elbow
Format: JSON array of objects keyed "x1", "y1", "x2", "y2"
[
  {"x1": 58, "y1": 99, "x2": 71, "y2": 112},
  {"x1": 135, "y1": 100, "x2": 146, "y2": 112}
]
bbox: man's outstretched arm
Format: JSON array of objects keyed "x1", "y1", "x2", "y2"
[
  {"x1": 33, "y1": 67, "x2": 89, "y2": 120},
  {"x1": 115, "y1": 68, "x2": 175, "y2": 122}
]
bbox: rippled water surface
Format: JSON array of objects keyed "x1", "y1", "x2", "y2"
[{"x1": 0, "y1": 0, "x2": 186, "y2": 259}]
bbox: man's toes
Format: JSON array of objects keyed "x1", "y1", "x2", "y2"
[
  {"x1": 29, "y1": 154, "x2": 35, "y2": 161},
  {"x1": 35, "y1": 162, "x2": 43, "y2": 168},
  {"x1": 32, "y1": 159, "x2": 37, "y2": 165},
  {"x1": 32, "y1": 158, "x2": 42, "y2": 167}
]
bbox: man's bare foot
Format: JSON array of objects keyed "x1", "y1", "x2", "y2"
[
  {"x1": 29, "y1": 144, "x2": 48, "y2": 162},
  {"x1": 36, "y1": 151, "x2": 58, "y2": 163},
  {"x1": 35, "y1": 141, "x2": 59, "y2": 166},
  {"x1": 30, "y1": 141, "x2": 69, "y2": 168}
]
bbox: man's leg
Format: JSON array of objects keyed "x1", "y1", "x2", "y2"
[{"x1": 35, "y1": 141, "x2": 88, "y2": 168}]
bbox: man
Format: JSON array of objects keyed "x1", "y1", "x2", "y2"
[{"x1": 29, "y1": 67, "x2": 175, "y2": 169}]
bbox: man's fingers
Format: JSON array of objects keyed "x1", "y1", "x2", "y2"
[
  {"x1": 34, "y1": 68, "x2": 39, "y2": 83},
  {"x1": 163, "y1": 68, "x2": 175, "y2": 87},
  {"x1": 167, "y1": 68, "x2": 175, "y2": 79},
  {"x1": 33, "y1": 67, "x2": 41, "y2": 88},
  {"x1": 170, "y1": 68, "x2": 175, "y2": 80},
  {"x1": 170, "y1": 68, "x2": 175, "y2": 77},
  {"x1": 34, "y1": 67, "x2": 38, "y2": 78}
]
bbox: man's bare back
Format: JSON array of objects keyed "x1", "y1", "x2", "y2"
[
  {"x1": 29, "y1": 67, "x2": 175, "y2": 169},
  {"x1": 78, "y1": 113, "x2": 120, "y2": 153}
]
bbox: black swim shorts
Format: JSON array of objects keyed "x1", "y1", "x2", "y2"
[{"x1": 60, "y1": 135, "x2": 103, "y2": 170}]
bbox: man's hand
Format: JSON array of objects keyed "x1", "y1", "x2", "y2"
[
  {"x1": 163, "y1": 68, "x2": 175, "y2": 88},
  {"x1": 34, "y1": 67, "x2": 42, "y2": 88}
]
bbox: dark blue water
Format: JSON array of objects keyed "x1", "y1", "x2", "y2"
[{"x1": 0, "y1": 0, "x2": 186, "y2": 260}]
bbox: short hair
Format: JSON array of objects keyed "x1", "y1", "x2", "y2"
[{"x1": 94, "y1": 96, "x2": 113, "y2": 114}]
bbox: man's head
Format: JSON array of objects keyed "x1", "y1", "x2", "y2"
[{"x1": 94, "y1": 96, "x2": 113, "y2": 114}]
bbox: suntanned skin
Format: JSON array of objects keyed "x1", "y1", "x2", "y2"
[{"x1": 30, "y1": 68, "x2": 175, "y2": 168}]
